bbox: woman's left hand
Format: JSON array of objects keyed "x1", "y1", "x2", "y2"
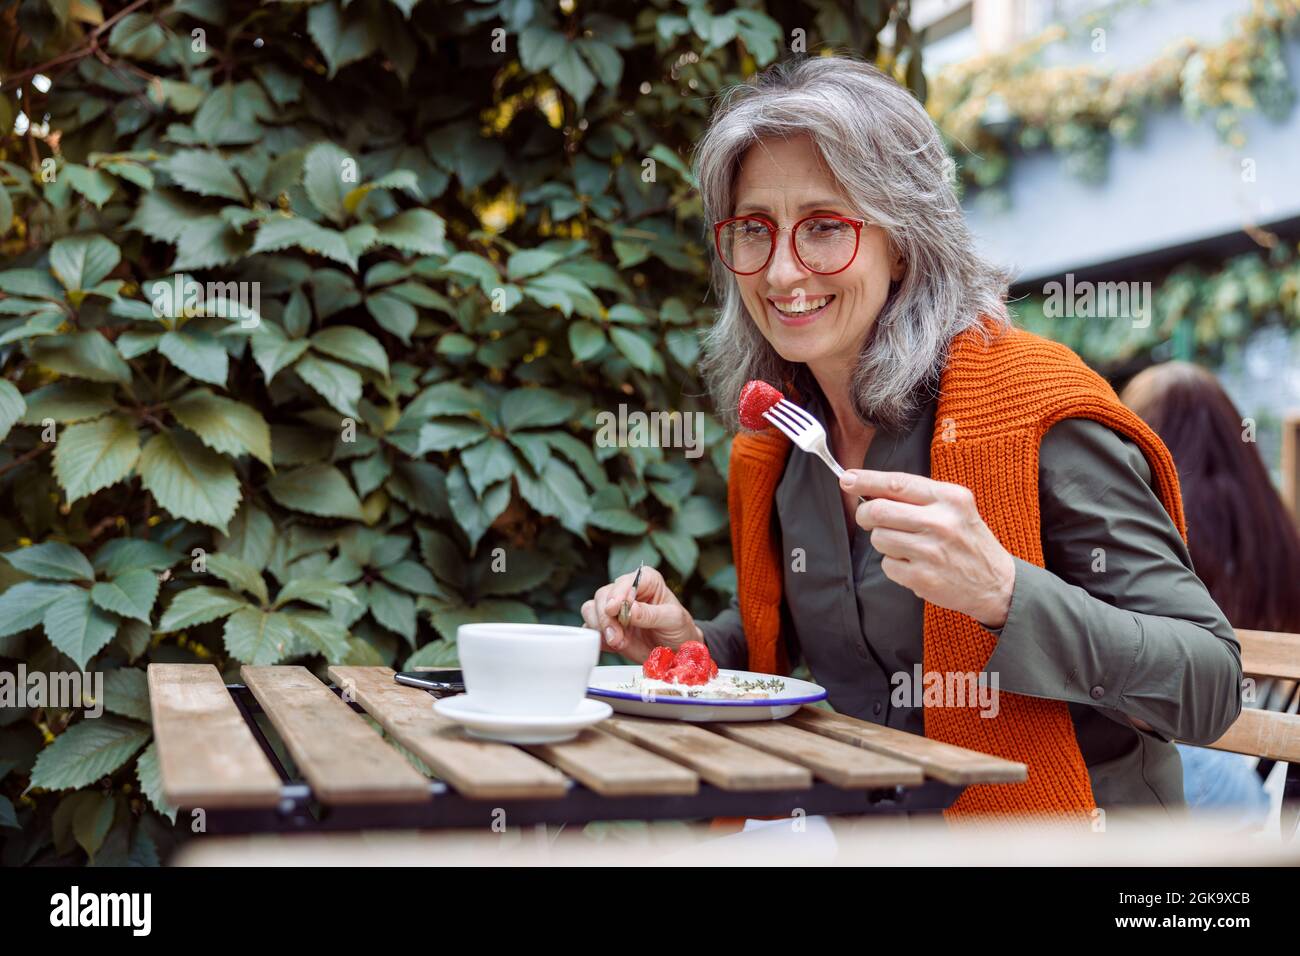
[{"x1": 839, "y1": 469, "x2": 1016, "y2": 629}]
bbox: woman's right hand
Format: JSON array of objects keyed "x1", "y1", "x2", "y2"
[{"x1": 580, "y1": 565, "x2": 703, "y2": 664}]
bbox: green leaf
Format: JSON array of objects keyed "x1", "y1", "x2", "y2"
[
  {"x1": 274, "y1": 578, "x2": 360, "y2": 610},
  {"x1": 267, "y1": 463, "x2": 365, "y2": 520},
  {"x1": 308, "y1": 0, "x2": 378, "y2": 77},
  {"x1": 445, "y1": 468, "x2": 509, "y2": 550},
  {"x1": 72, "y1": 791, "x2": 116, "y2": 861},
  {"x1": 28, "y1": 717, "x2": 151, "y2": 792},
  {"x1": 91, "y1": 569, "x2": 160, "y2": 623},
  {"x1": 386, "y1": 460, "x2": 449, "y2": 518},
  {"x1": 372, "y1": 209, "x2": 446, "y2": 256},
  {"x1": 43, "y1": 589, "x2": 119, "y2": 670},
  {"x1": 135, "y1": 742, "x2": 176, "y2": 823},
  {"x1": 193, "y1": 81, "x2": 272, "y2": 146},
  {"x1": 223, "y1": 607, "x2": 296, "y2": 665},
  {"x1": 294, "y1": 354, "x2": 361, "y2": 416},
  {"x1": 587, "y1": 508, "x2": 649, "y2": 534},
  {"x1": 162, "y1": 149, "x2": 248, "y2": 202},
  {"x1": 52, "y1": 413, "x2": 141, "y2": 502},
  {"x1": 367, "y1": 580, "x2": 416, "y2": 644},
  {"x1": 378, "y1": 560, "x2": 443, "y2": 597},
  {"x1": 159, "y1": 586, "x2": 249, "y2": 631},
  {"x1": 426, "y1": 599, "x2": 536, "y2": 642},
  {"x1": 0, "y1": 581, "x2": 79, "y2": 637},
  {"x1": 126, "y1": 189, "x2": 209, "y2": 243},
  {"x1": 506, "y1": 248, "x2": 565, "y2": 280},
  {"x1": 93, "y1": 538, "x2": 179, "y2": 577},
  {"x1": 514, "y1": 457, "x2": 591, "y2": 536},
  {"x1": 49, "y1": 235, "x2": 120, "y2": 290},
  {"x1": 216, "y1": 504, "x2": 276, "y2": 572},
  {"x1": 365, "y1": 292, "x2": 417, "y2": 343},
  {"x1": 63, "y1": 165, "x2": 117, "y2": 209},
  {"x1": 103, "y1": 668, "x2": 151, "y2": 723},
  {"x1": 0, "y1": 380, "x2": 26, "y2": 445},
  {"x1": 137, "y1": 429, "x2": 241, "y2": 534},
  {"x1": 416, "y1": 419, "x2": 488, "y2": 453},
  {"x1": 650, "y1": 526, "x2": 699, "y2": 577},
  {"x1": 252, "y1": 216, "x2": 357, "y2": 271},
  {"x1": 250, "y1": 326, "x2": 311, "y2": 384},
  {"x1": 404, "y1": 638, "x2": 459, "y2": 668},
  {"x1": 158, "y1": 330, "x2": 228, "y2": 386},
  {"x1": 169, "y1": 389, "x2": 272, "y2": 466},
  {"x1": 500, "y1": 387, "x2": 577, "y2": 430},
  {"x1": 519, "y1": 26, "x2": 567, "y2": 71},
  {"x1": 312, "y1": 326, "x2": 389, "y2": 379},
  {"x1": 568, "y1": 320, "x2": 606, "y2": 361},
  {"x1": 551, "y1": 45, "x2": 596, "y2": 105},
  {"x1": 476, "y1": 549, "x2": 553, "y2": 596},
  {"x1": 609, "y1": 326, "x2": 663, "y2": 373},
  {"x1": 302, "y1": 142, "x2": 356, "y2": 224},
  {"x1": 283, "y1": 610, "x2": 350, "y2": 661},
  {"x1": 3, "y1": 541, "x2": 94, "y2": 581},
  {"x1": 460, "y1": 436, "x2": 515, "y2": 497},
  {"x1": 18, "y1": 381, "x2": 115, "y2": 424},
  {"x1": 206, "y1": 552, "x2": 270, "y2": 605},
  {"x1": 30, "y1": 332, "x2": 132, "y2": 384}
]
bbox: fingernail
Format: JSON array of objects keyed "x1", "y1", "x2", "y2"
[
  {"x1": 839, "y1": 471, "x2": 854, "y2": 485},
  {"x1": 605, "y1": 627, "x2": 616, "y2": 643}
]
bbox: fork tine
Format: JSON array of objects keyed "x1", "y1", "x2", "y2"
[
  {"x1": 762, "y1": 406, "x2": 801, "y2": 440},
  {"x1": 776, "y1": 399, "x2": 817, "y2": 429},
  {"x1": 764, "y1": 404, "x2": 805, "y2": 434}
]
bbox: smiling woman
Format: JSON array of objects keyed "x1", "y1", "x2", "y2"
[{"x1": 580, "y1": 55, "x2": 1244, "y2": 828}]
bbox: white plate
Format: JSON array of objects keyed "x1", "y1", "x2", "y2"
[
  {"x1": 586, "y1": 665, "x2": 828, "y2": 722},
  {"x1": 433, "y1": 694, "x2": 612, "y2": 744}
]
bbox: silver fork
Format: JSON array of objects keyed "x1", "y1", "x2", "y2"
[{"x1": 763, "y1": 398, "x2": 868, "y2": 505}]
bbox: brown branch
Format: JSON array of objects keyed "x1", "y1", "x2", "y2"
[
  {"x1": 0, "y1": 0, "x2": 152, "y2": 93},
  {"x1": 0, "y1": 442, "x2": 51, "y2": 477}
]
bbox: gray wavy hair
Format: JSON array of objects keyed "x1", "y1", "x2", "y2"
[{"x1": 692, "y1": 55, "x2": 1011, "y2": 433}]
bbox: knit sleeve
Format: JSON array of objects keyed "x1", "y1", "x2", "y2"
[{"x1": 980, "y1": 417, "x2": 1243, "y2": 745}]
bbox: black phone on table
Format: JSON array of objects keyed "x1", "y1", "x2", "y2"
[{"x1": 393, "y1": 670, "x2": 465, "y2": 695}]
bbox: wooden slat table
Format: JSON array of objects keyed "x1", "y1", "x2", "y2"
[{"x1": 147, "y1": 663, "x2": 1027, "y2": 834}]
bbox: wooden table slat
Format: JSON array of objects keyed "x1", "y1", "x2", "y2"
[
  {"x1": 786, "y1": 705, "x2": 1027, "y2": 785},
  {"x1": 600, "y1": 714, "x2": 812, "y2": 790},
  {"x1": 707, "y1": 720, "x2": 925, "y2": 788},
  {"x1": 147, "y1": 664, "x2": 282, "y2": 809},
  {"x1": 1236, "y1": 628, "x2": 1300, "y2": 681},
  {"x1": 241, "y1": 665, "x2": 429, "y2": 805},
  {"x1": 526, "y1": 727, "x2": 700, "y2": 797},
  {"x1": 1203, "y1": 707, "x2": 1300, "y2": 764},
  {"x1": 327, "y1": 666, "x2": 569, "y2": 799}
]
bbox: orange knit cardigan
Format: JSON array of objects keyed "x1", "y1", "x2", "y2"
[{"x1": 723, "y1": 323, "x2": 1187, "y2": 826}]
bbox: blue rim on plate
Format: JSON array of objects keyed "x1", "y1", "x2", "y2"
[{"x1": 586, "y1": 680, "x2": 828, "y2": 708}]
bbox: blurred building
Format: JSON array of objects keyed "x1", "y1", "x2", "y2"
[{"x1": 919, "y1": 0, "x2": 1300, "y2": 496}]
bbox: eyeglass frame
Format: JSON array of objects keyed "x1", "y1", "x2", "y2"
[{"x1": 712, "y1": 213, "x2": 868, "y2": 276}]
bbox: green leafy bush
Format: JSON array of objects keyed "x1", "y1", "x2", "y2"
[{"x1": 0, "y1": 0, "x2": 911, "y2": 864}]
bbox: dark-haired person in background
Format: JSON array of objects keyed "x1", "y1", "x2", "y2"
[{"x1": 1123, "y1": 361, "x2": 1300, "y2": 829}]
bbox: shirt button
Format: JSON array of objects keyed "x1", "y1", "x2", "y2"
[
  {"x1": 872, "y1": 701, "x2": 883, "y2": 715},
  {"x1": 1090, "y1": 685, "x2": 1105, "y2": 700}
]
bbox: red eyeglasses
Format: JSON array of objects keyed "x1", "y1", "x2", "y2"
[{"x1": 713, "y1": 214, "x2": 867, "y2": 276}]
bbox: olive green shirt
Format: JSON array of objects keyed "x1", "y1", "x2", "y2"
[{"x1": 700, "y1": 380, "x2": 1243, "y2": 816}]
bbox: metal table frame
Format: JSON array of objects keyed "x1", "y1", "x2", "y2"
[{"x1": 200, "y1": 683, "x2": 966, "y2": 835}]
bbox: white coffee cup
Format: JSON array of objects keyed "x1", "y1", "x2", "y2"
[{"x1": 457, "y1": 623, "x2": 600, "y2": 717}]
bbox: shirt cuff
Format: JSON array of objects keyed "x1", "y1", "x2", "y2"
[{"x1": 979, "y1": 556, "x2": 1139, "y2": 709}]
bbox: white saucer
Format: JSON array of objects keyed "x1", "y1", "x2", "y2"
[{"x1": 433, "y1": 694, "x2": 613, "y2": 744}]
